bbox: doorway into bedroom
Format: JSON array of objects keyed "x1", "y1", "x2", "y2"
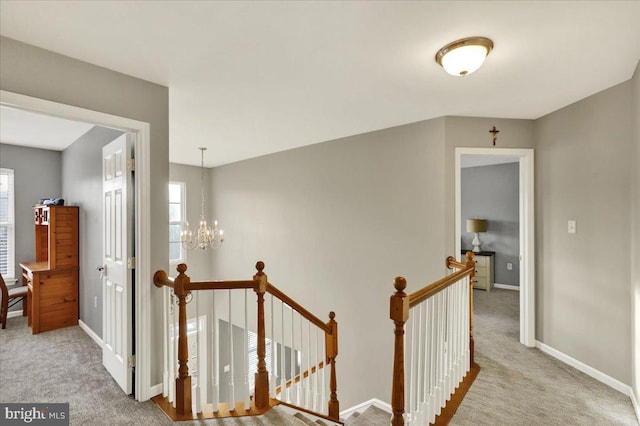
[{"x1": 454, "y1": 147, "x2": 535, "y2": 348}]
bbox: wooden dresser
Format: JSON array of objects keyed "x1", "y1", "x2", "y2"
[
  {"x1": 462, "y1": 250, "x2": 495, "y2": 292},
  {"x1": 20, "y1": 206, "x2": 79, "y2": 334}
]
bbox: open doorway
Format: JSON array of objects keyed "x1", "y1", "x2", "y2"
[
  {"x1": 455, "y1": 147, "x2": 535, "y2": 347},
  {"x1": 0, "y1": 90, "x2": 153, "y2": 401}
]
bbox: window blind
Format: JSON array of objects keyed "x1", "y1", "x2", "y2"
[{"x1": 0, "y1": 168, "x2": 15, "y2": 280}]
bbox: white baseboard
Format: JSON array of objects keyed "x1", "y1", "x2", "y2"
[
  {"x1": 79, "y1": 319, "x2": 103, "y2": 349},
  {"x1": 340, "y1": 398, "x2": 392, "y2": 419},
  {"x1": 631, "y1": 389, "x2": 640, "y2": 425},
  {"x1": 7, "y1": 310, "x2": 24, "y2": 319},
  {"x1": 535, "y1": 341, "x2": 631, "y2": 396},
  {"x1": 149, "y1": 383, "x2": 163, "y2": 398},
  {"x1": 494, "y1": 283, "x2": 519, "y2": 291}
]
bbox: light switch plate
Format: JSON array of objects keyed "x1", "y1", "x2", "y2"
[
  {"x1": 568, "y1": 220, "x2": 577, "y2": 234},
  {"x1": 507, "y1": 263, "x2": 513, "y2": 270}
]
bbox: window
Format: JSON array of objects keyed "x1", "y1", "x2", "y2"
[
  {"x1": 169, "y1": 182, "x2": 186, "y2": 264},
  {"x1": 0, "y1": 168, "x2": 15, "y2": 280}
]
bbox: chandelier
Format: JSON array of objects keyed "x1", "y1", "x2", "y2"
[{"x1": 181, "y1": 147, "x2": 224, "y2": 250}]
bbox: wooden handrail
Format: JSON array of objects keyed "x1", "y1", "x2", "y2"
[
  {"x1": 408, "y1": 252, "x2": 475, "y2": 307},
  {"x1": 408, "y1": 267, "x2": 473, "y2": 308},
  {"x1": 185, "y1": 280, "x2": 255, "y2": 291},
  {"x1": 153, "y1": 270, "x2": 175, "y2": 289},
  {"x1": 446, "y1": 256, "x2": 467, "y2": 270},
  {"x1": 267, "y1": 283, "x2": 332, "y2": 334},
  {"x1": 274, "y1": 361, "x2": 326, "y2": 394}
]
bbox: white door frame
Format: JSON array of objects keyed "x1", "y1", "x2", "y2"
[
  {"x1": 0, "y1": 90, "x2": 154, "y2": 401},
  {"x1": 455, "y1": 147, "x2": 536, "y2": 347}
]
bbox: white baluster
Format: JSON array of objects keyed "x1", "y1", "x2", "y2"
[
  {"x1": 428, "y1": 297, "x2": 436, "y2": 424},
  {"x1": 434, "y1": 293, "x2": 442, "y2": 415},
  {"x1": 194, "y1": 291, "x2": 202, "y2": 413},
  {"x1": 172, "y1": 290, "x2": 178, "y2": 408},
  {"x1": 211, "y1": 291, "x2": 219, "y2": 413},
  {"x1": 270, "y1": 294, "x2": 275, "y2": 397},
  {"x1": 162, "y1": 287, "x2": 169, "y2": 398},
  {"x1": 407, "y1": 306, "x2": 416, "y2": 425},
  {"x1": 414, "y1": 302, "x2": 422, "y2": 422},
  {"x1": 290, "y1": 307, "x2": 296, "y2": 404},
  {"x1": 280, "y1": 300, "x2": 286, "y2": 401},
  {"x1": 313, "y1": 326, "x2": 319, "y2": 411},
  {"x1": 243, "y1": 289, "x2": 250, "y2": 410},
  {"x1": 321, "y1": 328, "x2": 326, "y2": 412},
  {"x1": 306, "y1": 320, "x2": 312, "y2": 409},
  {"x1": 423, "y1": 298, "x2": 431, "y2": 420},
  {"x1": 298, "y1": 313, "x2": 304, "y2": 407},
  {"x1": 228, "y1": 290, "x2": 235, "y2": 411}
]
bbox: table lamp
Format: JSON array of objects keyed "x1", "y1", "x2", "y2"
[{"x1": 467, "y1": 219, "x2": 487, "y2": 253}]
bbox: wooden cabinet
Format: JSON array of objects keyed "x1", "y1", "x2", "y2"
[
  {"x1": 463, "y1": 250, "x2": 495, "y2": 292},
  {"x1": 21, "y1": 206, "x2": 79, "y2": 334}
]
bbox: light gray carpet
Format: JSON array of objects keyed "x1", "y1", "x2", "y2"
[
  {"x1": 1, "y1": 290, "x2": 637, "y2": 425},
  {"x1": 451, "y1": 288, "x2": 637, "y2": 426}
]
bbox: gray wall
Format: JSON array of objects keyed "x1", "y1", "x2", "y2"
[
  {"x1": 535, "y1": 80, "x2": 633, "y2": 385},
  {"x1": 0, "y1": 143, "x2": 61, "y2": 283},
  {"x1": 0, "y1": 36, "x2": 169, "y2": 387},
  {"x1": 169, "y1": 163, "x2": 214, "y2": 281},
  {"x1": 61, "y1": 126, "x2": 125, "y2": 337},
  {"x1": 208, "y1": 118, "x2": 446, "y2": 408},
  {"x1": 461, "y1": 162, "x2": 520, "y2": 286},
  {"x1": 444, "y1": 117, "x2": 536, "y2": 256},
  {"x1": 631, "y1": 61, "x2": 640, "y2": 403}
]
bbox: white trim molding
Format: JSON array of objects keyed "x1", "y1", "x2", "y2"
[
  {"x1": 455, "y1": 147, "x2": 535, "y2": 347},
  {"x1": 494, "y1": 283, "x2": 520, "y2": 291},
  {"x1": 340, "y1": 398, "x2": 392, "y2": 419},
  {"x1": 149, "y1": 383, "x2": 164, "y2": 398},
  {"x1": 79, "y1": 320, "x2": 104, "y2": 349},
  {"x1": 6, "y1": 310, "x2": 23, "y2": 319},
  {"x1": 535, "y1": 341, "x2": 631, "y2": 396},
  {"x1": 631, "y1": 390, "x2": 640, "y2": 424}
]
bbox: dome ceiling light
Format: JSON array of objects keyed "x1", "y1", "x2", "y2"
[{"x1": 435, "y1": 37, "x2": 494, "y2": 76}]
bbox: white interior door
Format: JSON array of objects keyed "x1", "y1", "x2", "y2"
[{"x1": 102, "y1": 134, "x2": 134, "y2": 394}]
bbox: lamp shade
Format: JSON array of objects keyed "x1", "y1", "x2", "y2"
[{"x1": 467, "y1": 219, "x2": 487, "y2": 233}]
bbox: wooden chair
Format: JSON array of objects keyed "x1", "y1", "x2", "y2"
[{"x1": 0, "y1": 273, "x2": 28, "y2": 329}]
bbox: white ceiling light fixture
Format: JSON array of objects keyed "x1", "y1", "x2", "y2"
[
  {"x1": 181, "y1": 147, "x2": 224, "y2": 250},
  {"x1": 436, "y1": 37, "x2": 494, "y2": 76}
]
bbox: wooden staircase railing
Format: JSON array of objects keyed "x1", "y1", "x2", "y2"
[
  {"x1": 390, "y1": 252, "x2": 480, "y2": 426},
  {"x1": 152, "y1": 261, "x2": 340, "y2": 422}
]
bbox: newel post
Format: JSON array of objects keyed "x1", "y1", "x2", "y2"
[
  {"x1": 253, "y1": 261, "x2": 270, "y2": 409},
  {"x1": 465, "y1": 251, "x2": 476, "y2": 366},
  {"x1": 174, "y1": 263, "x2": 192, "y2": 415},
  {"x1": 326, "y1": 311, "x2": 339, "y2": 420},
  {"x1": 390, "y1": 277, "x2": 409, "y2": 426}
]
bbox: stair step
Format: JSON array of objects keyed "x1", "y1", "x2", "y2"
[
  {"x1": 345, "y1": 406, "x2": 391, "y2": 426},
  {"x1": 293, "y1": 412, "x2": 317, "y2": 426}
]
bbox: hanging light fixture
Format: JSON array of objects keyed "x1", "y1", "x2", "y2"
[
  {"x1": 181, "y1": 147, "x2": 224, "y2": 250},
  {"x1": 435, "y1": 37, "x2": 494, "y2": 76}
]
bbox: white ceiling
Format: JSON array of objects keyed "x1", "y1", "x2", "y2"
[
  {"x1": 1, "y1": 1, "x2": 639, "y2": 167},
  {"x1": 0, "y1": 106, "x2": 94, "y2": 151}
]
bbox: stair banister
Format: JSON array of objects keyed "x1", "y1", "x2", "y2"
[
  {"x1": 390, "y1": 252, "x2": 477, "y2": 426},
  {"x1": 153, "y1": 264, "x2": 193, "y2": 415},
  {"x1": 253, "y1": 262, "x2": 270, "y2": 409},
  {"x1": 153, "y1": 261, "x2": 340, "y2": 422}
]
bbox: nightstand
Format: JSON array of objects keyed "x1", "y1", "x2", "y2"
[{"x1": 462, "y1": 250, "x2": 495, "y2": 292}]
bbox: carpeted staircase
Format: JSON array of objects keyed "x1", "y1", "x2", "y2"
[{"x1": 250, "y1": 405, "x2": 391, "y2": 426}]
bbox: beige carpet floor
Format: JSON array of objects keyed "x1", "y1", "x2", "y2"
[{"x1": 451, "y1": 288, "x2": 637, "y2": 426}]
